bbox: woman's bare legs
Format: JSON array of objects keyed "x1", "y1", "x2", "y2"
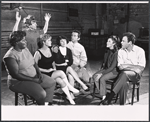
[
  {"x1": 66, "y1": 66, "x2": 88, "y2": 90},
  {"x1": 51, "y1": 70, "x2": 76, "y2": 104},
  {"x1": 68, "y1": 73, "x2": 75, "y2": 87},
  {"x1": 51, "y1": 70, "x2": 79, "y2": 93}
]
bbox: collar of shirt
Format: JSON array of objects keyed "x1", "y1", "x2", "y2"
[{"x1": 124, "y1": 45, "x2": 136, "y2": 52}]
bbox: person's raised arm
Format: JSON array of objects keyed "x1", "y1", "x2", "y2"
[
  {"x1": 43, "y1": 13, "x2": 51, "y2": 34},
  {"x1": 12, "y1": 11, "x2": 21, "y2": 32}
]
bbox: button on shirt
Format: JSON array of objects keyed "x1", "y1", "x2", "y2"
[
  {"x1": 118, "y1": 45, "x2": 146, "y2": 67},
  {"x1": 67, "y1": 41, "x2": 87, "y2": 66}
]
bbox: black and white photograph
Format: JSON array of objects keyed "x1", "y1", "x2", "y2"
[{"x1": 1, "y1": 1, "x2": 149, "y2": 121}]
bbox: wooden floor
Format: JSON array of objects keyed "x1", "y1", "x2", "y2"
[{"x1": 1, "y1": 59, "x2": 149, "y2": 105}]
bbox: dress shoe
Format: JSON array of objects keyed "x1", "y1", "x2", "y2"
[
  {"x1": 80, "y1": 88, "x2": 90, "y2": 95},
  {"x1": 99, "y1": 99, "x2": 109, "y2": 105},
  {"x1": 48, "y1": 102, "x2": 53, "y2": 105}
]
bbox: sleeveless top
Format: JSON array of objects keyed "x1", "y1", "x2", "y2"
[{"x1": 37, "y1": 48, "x2": 54, "y2": 69}]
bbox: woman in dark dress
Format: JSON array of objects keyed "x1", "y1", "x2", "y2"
[
  {"x1": 53, "y1": 36, "x2": 89, "y2": 92},
  {"x1": 92, "y1": 35, "x2": 120, "y2": 101},
  {"x1": 34, "y1": 34, "x2": 80, "y2": 105}
]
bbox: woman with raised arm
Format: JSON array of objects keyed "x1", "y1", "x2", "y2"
[{"x1": 13, "y1": 11, "x2": 51, "y2": 56}]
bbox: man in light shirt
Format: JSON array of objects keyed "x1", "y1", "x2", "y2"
[
  {"x1": 67, "y1": 30, "x2": 90, "y2": 87},
  {"x1": 101, "y1": 32, "x2": 146, "y2": 105}
]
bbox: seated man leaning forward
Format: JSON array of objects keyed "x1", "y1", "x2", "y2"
[
  {"x1": 3, "y1": 31, "x2": 56, "y2": 105},
  {"x1": 100, "y1": 32, "x2": 146, "y2": 105},
  {"x1": 67, "y1": 30, "x2": 90, "y2": 88}
]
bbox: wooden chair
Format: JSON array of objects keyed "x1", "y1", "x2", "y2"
[
  {"x1": 126, "y1": 80, "x2": 140, "y2": 105},
  {"x1": 15, "y1": 92, "x2": 37, "y2": 105},
  {"x1": 3, "y1": 60, "x2": 37, "y2": 106},
  {"x1": 93, "y1": 78, "x2": 118, "y2": 104}
]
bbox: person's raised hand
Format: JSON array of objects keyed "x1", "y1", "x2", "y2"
[{"x1": 44, "y1": 13, "x2": 51, "y2": 22}]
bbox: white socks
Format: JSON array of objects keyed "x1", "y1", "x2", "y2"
[
  {"x1": 63, "y1": 78, "x2": 79, "y2": 94},
  {"x1": 62, "y1": 86, "x2": 75, "y2": 105},
  {"x1": 45, "y1": 102, "x2": 49, "y2": 106},
  {"x1": 102, "y1": 96, "x2": 106, "y2": 100}
]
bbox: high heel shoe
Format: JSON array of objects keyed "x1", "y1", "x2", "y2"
[{"x1": 80, "y1": 86, "x2": 91, "y2": 95}]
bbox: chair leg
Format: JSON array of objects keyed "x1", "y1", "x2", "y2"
[
  {"x1": 23, "y1": 94, "x2": 27, "y2": 105},
  {"x1": 114, "y1": 94, "x2": 119, "y2": 103},
  {"x1": 15, "y1": 92, "x2": 18, "y2": 106},
  {"x1": 111, "y1": 82, "x2": 114, "y2": 92},
  {"x1": 92, "y1": 82, "x2": 96, "y2": 99},
  {"x1": 131, "y1": 84, "x2": 135, "y2": 105},
  {"x1": 137, "y1": 87, "x2": 139, "y2": 102}
]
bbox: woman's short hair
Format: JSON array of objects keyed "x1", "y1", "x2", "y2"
[
  {"x1": 37, "y1": 34, "x2": 51, "y2": 48},
  {"x1": 56, "y1": 35, "x2": 68, "y2": 46},
  {"x1": 9, "y1": 31, "x2": 26, "y2": 46},
  {"x1": 123, "y1": 32, "x2": 136, "y2": 44}
]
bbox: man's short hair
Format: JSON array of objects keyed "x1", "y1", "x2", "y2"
[
  {"x1": 72, "y1": 30, "x2": 81, "y2": 38},
  {"x1": 123, "y1": 32, "x2": 136, "y2": 44}
]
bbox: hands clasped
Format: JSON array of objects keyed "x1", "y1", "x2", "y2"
[{"x1": 32, "y1": 77, "x2": 42, "y2": 84}]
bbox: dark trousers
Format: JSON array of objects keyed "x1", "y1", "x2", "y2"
[
  {"x1": 94, "y1": 71, "x2": 118, "y2": 96},
  {"x1": 113, "y1": 71, "x2": 140, "y2": 105}
]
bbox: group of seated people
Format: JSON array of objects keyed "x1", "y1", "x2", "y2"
[{"x1": 3, "y1": 11, "x2": 146, "y2": 105}]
